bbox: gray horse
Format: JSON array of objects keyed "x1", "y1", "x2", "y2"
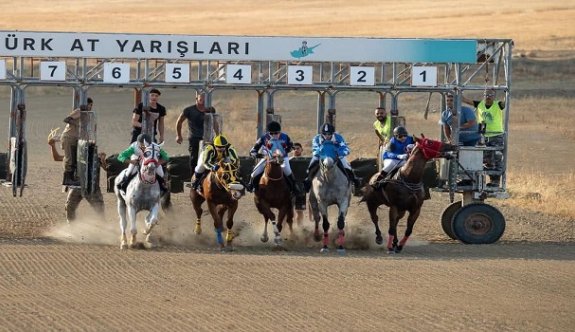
[
  {"x1": 308, "y1": 149, "x2": 352, "y2": 254},
  {"x1": 114, "y1": 141, "x2": 163, "y2": 249}
]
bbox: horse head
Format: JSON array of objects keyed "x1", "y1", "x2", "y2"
[
  {"x1": 318, "y1": 141, "x2": 338, "y2": 175},
  {"x1": 140, "y1": 140, "x2": 161, "y2": 184},
  {"x1": 413, "y1": 135, "x2": 458, "y2": 160},
  {"x1": 215, "y1": 160, "x2": 245, "y2": 200}
]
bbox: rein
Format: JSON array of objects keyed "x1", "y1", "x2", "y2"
[{"x1": 416, "y1": 139, "x2": 443, "y2": 160}]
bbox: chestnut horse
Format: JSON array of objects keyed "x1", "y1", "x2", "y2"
[
  {"x1": 254, "y1": 148, "x2": 294, "y2": 249},
  {"x1": 190, "y1": 159, "x2": 245, "y2": 251},
  {"x1": 361, "y1": 135, "x2": 458, "y2": 253}
]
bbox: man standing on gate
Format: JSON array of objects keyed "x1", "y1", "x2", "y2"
[
  {"x1": 131, "y1": 88, "x2": 166, "y2": 143},
  {"x1": 175, "y1": 92, "x2": 211, "y2": 172}
]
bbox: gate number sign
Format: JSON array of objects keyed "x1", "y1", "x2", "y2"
[
  {"x1": 165, "y1": 64, "x2": 190, "y2": 83},
  {"x1": 40, "y1": 61, "x2": 66, "y2": 81},
  {"x1": 103, "y1": 63, "x2": 130, "y2": 83},
  {"x1": 0, "y1": 60, "x2": 5, "y2": 80},
  {"x1": 350, "y1": 66, "x2": 375, "y2": 86},
  {"x1": 288, "y1": 65, "x2": 313, "y2": 85},
  {"x1": 226, "y1": 64, "x2": 252, "y2": 84},
  {"x1": 411, "y1": 66, "x2": 437, "y2": 87}
]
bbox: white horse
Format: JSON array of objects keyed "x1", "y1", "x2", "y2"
[
  {"x1": 114, "y1": 140, "x2": 163, "y2": 249},
  {"x1": 308, "y1": 142, "x2": 352, "y2": 254}
]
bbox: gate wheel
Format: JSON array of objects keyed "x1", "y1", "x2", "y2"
[
  {"x1": 440, "y1": 201, "x2": 461, "y2": 240},
  {"x1": 452, "y1": 203, "x2": 505, "y2": 244}
]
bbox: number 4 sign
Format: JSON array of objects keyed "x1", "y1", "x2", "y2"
[
  {"x1": 411, "y1": 66, "x2": 437, "y2": 87},
  {"x1": 226, "y1": 64, "x2": 252, "y2": 84}
]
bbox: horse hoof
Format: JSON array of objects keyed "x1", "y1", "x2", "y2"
[
  {"x1": 260, "y1": 235, "x2": 269, "y2": 243},
  {"x1": 394, "y1": 246, "x2": 403, "y2": 254},
  {"x1": 272, "y1": 245, "x2": 287, "y2": 252},
  {"x1": 320, "y1": 247, "x2": 329, "y2": 254},
  {"x1": 337, "y1": 247, "x2": 346, "y2": 255},
  {"x1": 387, "y1": 249, "x2": 395, "y2": 254},
  {"x1": 375, "y1": 237, "x2": 383, "y2": 245},
  {"x1": 120, "y1": 243, "x2": 127, "y2": 250},
  {"x1": 194, "y1": 224, "x2": 202, "y2": 235},
  {"x1": 221, "y1": 246, "x2": 234, "y2": 253}
]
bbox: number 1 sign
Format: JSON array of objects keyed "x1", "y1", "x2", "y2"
[{"x1": 411, "y1": 66, "x2": 437, "y2": 87}]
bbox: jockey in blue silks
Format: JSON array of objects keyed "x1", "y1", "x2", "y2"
[
  {"x1": 303, "y1": 123, "x2": 361, "y2": 192},
  {"x1": 246, "y1": 121, "x2": 301, "y2": 195},
  {"x1": 371, "y1": 126, "x2": 415, "y2": 188}
]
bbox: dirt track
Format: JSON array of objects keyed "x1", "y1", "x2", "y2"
[{"x1": 0, "y1": 86, "x2": 574, "y2": 332}]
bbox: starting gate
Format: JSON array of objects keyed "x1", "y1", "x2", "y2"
[{"x1": 0, "y1": 31, "x2": 513, "y2": 243}]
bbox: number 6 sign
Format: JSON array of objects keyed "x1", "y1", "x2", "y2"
[{"x1": 104, "y1": 63, "x2": 130, "y2": 83}]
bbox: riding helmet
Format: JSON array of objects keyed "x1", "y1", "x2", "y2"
[
  {"x1": 393, "y1": 126, "x2": 408, "y2": 137},
  {"x1": 213, "y1": 134, "x2": 229, "y2": 148},
  {"x1": 267, "y1": 121, "x2": 281, "y2": 133},
  {"x1": 321, "y1": 123, "x2": 335, "y2": 135},
  {"x1": 136, "y1": 133, "x2": 152, "y2": 144}
]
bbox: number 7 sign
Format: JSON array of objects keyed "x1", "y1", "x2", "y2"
[{"x1": 411, "y1": 66, "x2": 437, "y2": 87}]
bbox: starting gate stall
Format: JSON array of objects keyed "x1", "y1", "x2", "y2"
[
  {"x1": 8, "y1": 88, "x2": 27, "y2": 197},
  {"x1": 76, "y1": 89, "x2": 100, "y2": 198},
  {"x1": 0, "y1": 31, "x2": 513, "y2": 244}
]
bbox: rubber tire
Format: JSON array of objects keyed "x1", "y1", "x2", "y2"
[
  {"x1": 441, "y1": 201, "x2": 461, "y2": 240},
  {"x1": 452, "y1": 203, "x2": 506, "y2": 244}
]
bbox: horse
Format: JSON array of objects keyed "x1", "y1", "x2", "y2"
[
  {"x1": 308, "y1": 141, "x2": 352, "y2": 254},
  {"x1": 114, "y1": 140, "x2": 163, "y2": 249},
  {"x1": 190, "y1": 159, "x2": 245, "y2": 251},
  {"x1": 254, "y1": 147, "x2": 294, "y2": 250},
  {"x1": 360, "y1": 135, "x2": 458, "y2": 253}
]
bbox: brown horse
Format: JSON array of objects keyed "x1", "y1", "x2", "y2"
[
  {"x1": 361, "y1": 135, "x2": 457, "y2": 253},
  {"x1": 190, "y1": 160, "x2": 245, "y2": 251},
  {"x1": 254, "y1": 149, "x2": 294, "y2": 249}
]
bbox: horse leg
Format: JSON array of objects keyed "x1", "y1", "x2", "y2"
[
  {"x1": 309, "y1": 193, "x2": 322, "y2": 242},
  {"x1": 257, "y1": 201, "x2": 275, "y2": 243},
  {"x1": 225, "y1": 202, "x2": 238, "y2": 251},
  {"x1": 387, "y1": 207, "x2": 402, "y2": 254},
  {"x1": 273, "y1": 208, "x2": 286, "y2": 249},
  {"x1": 367, "y1": 199, "x2": 383, "y2": 245},
  {"x1": 336, "y1": 204, "x2": 349, "y2": 255},
  {"x1": 127, "y1": 206, "x2": 138, "y2": 249},
  {"x1": 208, "y1": 202, "x2": 224, "y2": 250},
  {"x1": 396, "y1": 208, "x2": 421, "y2": 253},
  {"x1": 191, "y1": 194, "x2": 204, "y2": 235},
  {"x1": 144, "y1": 202, "x2": 160, "y2": 235},
  {"x1": 117, "y1": 197, "x2": 128, "y2": 250},
  {"x1": 286, "y1": 206, "x2": 295, "y2": 241},
  {"x1": 320, "y1": 214, "x2": 330, "y2": 253}
]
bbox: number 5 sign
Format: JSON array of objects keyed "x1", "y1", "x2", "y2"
[
  {"x1": 411, "y1": 66, "x2": 437, "y2": 87},
  {"x1": 103, "y1": 63, "x2": 130, "y2": 83}
]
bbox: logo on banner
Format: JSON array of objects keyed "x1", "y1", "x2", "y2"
[{"x1": 290, "y1": 41, "x2": 321, "y2": 59}]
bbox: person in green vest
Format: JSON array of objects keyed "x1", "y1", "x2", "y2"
[
  {"x1": 463, "y1": 89, "x2": 506, "y2": 187},
  {"x1": 373, "y1": 107, "x2": 391, "y2": 147}
]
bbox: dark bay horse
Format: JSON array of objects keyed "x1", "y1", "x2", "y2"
[
  {"x1": 361, "y1": 135, "x2": 457, "y2": 253},
  {"x1": 190, "y1": 160, "x2": 245, "y2": 251},
  {"x1": 254, "y1": 148, "x2": 294, "y2": 249}
]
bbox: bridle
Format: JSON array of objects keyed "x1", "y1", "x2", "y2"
[{"x1": 416, "y1": 138, "x2": 444, "y2": 160}]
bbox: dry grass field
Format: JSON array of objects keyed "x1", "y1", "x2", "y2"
[{"x1": 0, "y1": 1, "x2": 574, "y2": 331}]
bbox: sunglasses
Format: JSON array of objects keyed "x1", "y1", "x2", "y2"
[
  {"x1": 396, "y1": 135, "x2": 406, "y2": 139},
  {"x1": 270, "y1": 132, "x2": 280, "y2": 135}
]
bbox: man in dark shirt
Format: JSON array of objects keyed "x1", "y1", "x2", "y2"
[
  {"x1": 130, "y1": 88, "x2": 166, "y2": 143},
  {"x1": 176, "y1": 92, "x2": 212, "y2": 171}
]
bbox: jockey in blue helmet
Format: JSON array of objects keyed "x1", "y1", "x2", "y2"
[{"x1": 303, "y1": 122, "x2": 361, "y2": 192}]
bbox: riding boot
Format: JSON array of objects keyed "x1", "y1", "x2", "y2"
[
  {"x1": 117, "y1": 172, "x2": 136, "y2": 192},
  {"x1": 191, "y1": 172, "x2": 203, "y2": 190},
  {"x1": 156, "y1": 174, "x2": 168, "y2": 194},
  {"x1": 345, "y1": 168, "x2": 362, "y2": 188},
  {"x1": 246, "y1": 173, "x2": 263, "y2": 193},
  {"x1": 303, "y1": 160, "x2": 319, "y2": 193},
  {"x1": 286, "y1": 174, "x2": 302, "y2": 196},
  {"x1": 371, "y1": 170, "x2": 388, "y2": 189}
]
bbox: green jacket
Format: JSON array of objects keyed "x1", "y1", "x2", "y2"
[{"x1": 117, "y1": 144, "x2": 169, "y2": 163}]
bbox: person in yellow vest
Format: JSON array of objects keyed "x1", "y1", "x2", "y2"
[
  {"x1": 373, "y1": 107, "x2": 391, "y2": 147},
  {"x1": 463, "y1": 89, "x2": 506, "y2": 187}
]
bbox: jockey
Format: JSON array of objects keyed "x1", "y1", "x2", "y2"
[
  {"x1": 371, "y1": 126, "x2": 415, "y2": 188},
  {"x1": 246, "y1": 121, "x2": 301, "y2": 195},
  {"x1": 303, "y1": 123, "x2": 361, "y2": 192},
  {"x1": 191, "y1": 134, "x2": 239, "y2": 190},
  {"x1": 116, "y1": 133, "x2": 169, "y2": 194}
]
